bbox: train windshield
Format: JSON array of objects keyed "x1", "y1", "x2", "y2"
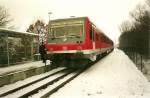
[{"x1": 48, "y1": 20, "x2": 85, "y2": 44}]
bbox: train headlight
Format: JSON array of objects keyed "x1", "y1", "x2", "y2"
[
  {"x1": 77, "y1": 46, "x2": 82, "y2": 50},
  {"x1": 63, "y1": 46, "x2": 67, "y2": 50},
  {"x1": 49, "y1": 48, "x2": 53, "y2": 52}
]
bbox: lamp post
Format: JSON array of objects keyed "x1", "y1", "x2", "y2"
[
  {"x1": 48, "y1": 12, "x2": 52, "y2": 34},
  {"x1": 70, "y1": 16, "x2": 75, "y2": 18}
]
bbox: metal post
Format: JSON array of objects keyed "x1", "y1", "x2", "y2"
[
  {"x1": 141, "y1": 55, "x2": 143, "y2": 72},
  {"x1": 31, "y1": 38, "x2": 34, "y2": 61},
  {"x1": 149, "y1": 11, "x2": 150, "y2": 59},
  {"x1": 48, "y1": 12, "x2": 52, "y2": 34},
  {"x1": 6, "y1": 34, "x2": 9, "y2": 66}
]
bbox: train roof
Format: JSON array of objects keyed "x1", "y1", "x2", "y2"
[
  {"x1": 50, "y1": 17, "x2": 88, "y2": 22},
  {"x1": 0, "y1": 28, "x2": 38, "y2": 37},
  {"x1": 49, "y1": 17, "x2": 113, "y2": 42}
]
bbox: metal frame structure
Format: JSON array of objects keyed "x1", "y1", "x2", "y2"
[{"x1": 0, "y1": 28, "x2": 38, "y2": 66}]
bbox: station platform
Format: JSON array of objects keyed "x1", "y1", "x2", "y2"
[{"x1": 0, "y1": 61, "x2": 53, "y2": 87}]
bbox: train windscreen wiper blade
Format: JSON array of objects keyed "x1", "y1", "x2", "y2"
[{"x1": 67, "y1": 34, "x2": 80, "y2": 38}]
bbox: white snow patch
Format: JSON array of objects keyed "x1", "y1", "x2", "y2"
[{"x1": 50, "y1": 49, "x2": 149, "y2": 97}]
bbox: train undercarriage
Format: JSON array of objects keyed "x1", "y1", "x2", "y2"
[
  {"x1": 47, "y1": 49, "x2": 113, "y2": 69},
  {"x1": 48, "y1": 53, "x2": 90, "y2": 69}
]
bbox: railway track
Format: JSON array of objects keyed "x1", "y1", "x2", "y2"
[
  {"x1": 0, "y1": 67, "x2": 67, "y2": 97},
  {"x1": 31, "y1": 69, "x2": 84, "y2": 98},
  {"x1": 0, "y1": 66, "x2": 86, "y2": 98}
]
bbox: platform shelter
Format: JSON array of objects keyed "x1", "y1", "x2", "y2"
[{"x1": 0, "y1": 28, "x2": 39, "y2": 67}]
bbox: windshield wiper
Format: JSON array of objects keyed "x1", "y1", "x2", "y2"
[
  {"x1": 67, "y1": 34, "x2": 80, "y2": 38},
  {"x1": 50, "y1": 35, "x2": 80, "y2": 39}
]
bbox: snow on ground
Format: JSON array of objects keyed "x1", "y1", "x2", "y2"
[
  {"x1": 50, "y1": 49, "x2": 150, "y2": 98},
  {"x1": 0, "y1": 61, "x2": 45, "y2": 75}
]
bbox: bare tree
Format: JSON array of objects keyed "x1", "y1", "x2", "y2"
[
  {"x1": 147, "y1": 0, "x2": 150, "y2": 7},
  {"x1": 0, "y1": 5, "x2": 11, "y2": 28},
  {"x1": 119, "y1": 2, "x2": 150, "y2": 57},
  {"x1": 27, "y1": 20, "x2": 47, "y2": 44},
  {"x1": 119, "y1": 21, "x2": 133, "y2": 33}
]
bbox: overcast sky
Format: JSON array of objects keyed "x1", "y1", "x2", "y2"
[{"x1": 0, "y1": 0, "x2": 145, "y2": 43}]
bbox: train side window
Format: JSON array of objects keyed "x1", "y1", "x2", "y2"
[
  {"x1": 92, "y1": 28, "x2": 94, "y2": 41},
  {"x1": 97, "y1": 33, "x2": 101, "y2": 41},
  {"x1": 96, "y1": 33, "x2": 98, "y2": 41}
]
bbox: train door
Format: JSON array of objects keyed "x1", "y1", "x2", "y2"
[{"x1": 90, "y1": 25, "x2": 95, "y2": 49}]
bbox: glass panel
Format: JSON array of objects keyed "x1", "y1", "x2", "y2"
[
  {"x1": 50, "y1": 24, "x2": 83, "y2": 38},
  {"x1": 48, "y1": 20, "x2": 84, "y2": 44},
  {"x1": 0, "y1": 35, "x2": 8, "y2": 66},
  {"x1": 8, "y1": 37, "x2": 24, "y2": 64}
]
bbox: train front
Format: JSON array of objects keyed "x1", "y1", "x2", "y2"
[{"x1": 45, "y1": 17, "x2": 87, "y2": 68}]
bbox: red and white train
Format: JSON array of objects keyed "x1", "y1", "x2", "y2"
[{"x1": 44, "y1": 17, "x2": 114, "y2": 68}]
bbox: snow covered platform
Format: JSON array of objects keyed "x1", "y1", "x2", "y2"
[
  {"x1": 0, "y1": 61, "x2": 52, "y2": 87},
  {"x1": 50, "y1": 49, "x2": 150, "y2": 98}
]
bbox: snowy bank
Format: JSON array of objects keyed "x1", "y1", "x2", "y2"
[{"x1": 50, "y1": 49, "x2": 148, "y2": 97}]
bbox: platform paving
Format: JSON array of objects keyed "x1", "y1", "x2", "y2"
[{"x1": 0, "y1": 61, "x2": 53, "y2": 87}]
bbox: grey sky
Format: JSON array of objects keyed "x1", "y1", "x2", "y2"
[{"x1": 0, "y1": 0, "x2": 145, "y2": 43}]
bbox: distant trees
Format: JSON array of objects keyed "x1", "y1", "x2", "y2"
[
  {"x1": 26, "y1": 20, "x2": 47, "y2": 44},
  {"x1": 0, "y1": 5, "x2": 11, "y2": 28},
  {"x1": 27, "y1": 20, "x2": 46, "y2": 33},
  {"x1": 119, "y1": 1, "x2": 150, "y2": 57}
]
